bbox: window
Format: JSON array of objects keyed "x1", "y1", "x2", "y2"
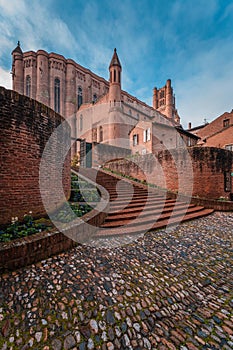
[
  {"x1": 54, "y1": 78, "x2": 60, "y2": 113},
  {"x1": 160, "y1": 90, "x2": 165, "y2": 99},
  {"x1": 179, "y1": 136, "x2": 184, "y2": 146},
  {"x1": 80, "y1": 115, "x2": 83, "y2": 131},
  {"x1": 92, "y1": 128, "x2": 97, "y2": 142},
  {"x1": 26, "y1": 75, "x2": 31, "y2": 97},
  {"x1": 93, "y1": 93, "x2": 97, "y2": 103},
  {"x1": 99, "y1": 126, "x2": 103, "y2": 142},
  {"x1": 133, "y1": 134, "x2": 138, "y2": 146},
  {"x1": 225, "y1": 144, "x2": 233, "y2": 151},
  {"x1": 223, "y1": 119, "x2": 230, "y2": 128},
  {"x1": 147, "y1": 127, "x2": 151, "y2": 141},
  {"x1": 143, "y1": 128, "x2": 151, "y2": 142},
  {"x1": 77, "y1": 86, "x2": 83, "y2": 109},
  {"x1": 129, "y1": 109, "x2": 132, "y2": 116},
  {"x1": 160, "y1": 99, "x2": 165, "y2": 106}
]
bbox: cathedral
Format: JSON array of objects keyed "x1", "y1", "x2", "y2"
[{"x1": 12, "y1": 42, "x2": 198, "y2": 160}]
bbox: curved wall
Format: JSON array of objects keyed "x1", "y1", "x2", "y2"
[{"x1": 0, "y1": 87, "x2": 71, "y2": 225}]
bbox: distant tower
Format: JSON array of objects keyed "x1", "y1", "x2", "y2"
[
  {"x1": 108, "y1": 48, "x2": 122, "y2": 104},
  {"x1": 152, "y1": 79, "x2": 180, "y2": 124},
  {"x1": 11, "y1": 41, "x2": 24, "y2": 94}
]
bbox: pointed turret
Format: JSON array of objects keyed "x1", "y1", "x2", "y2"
[
  {"x1": 11, "y1": 41, "x2": 24, "y2": 94},
  {"x1": 109, "y1": 48, "x2": 122, "y2": 103},
  {"x1": 109, "y1": 48, "x2": 122, "y2": 69},
  {"x1": 11, "y1": 41, "x2": 23, "y2": 55}
]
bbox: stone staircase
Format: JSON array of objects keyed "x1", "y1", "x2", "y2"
[{"x1": 79, "y1": 168, "x2": 214, "y2": 239}]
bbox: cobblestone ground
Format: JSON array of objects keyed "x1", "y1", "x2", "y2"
[{"x1": 0, "y1": 211, "x2": 232, "y2": 350}]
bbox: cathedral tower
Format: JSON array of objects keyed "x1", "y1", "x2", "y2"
[
  {"x1": 108, "y1": 48, "x2": 122, "y2": 104},
  {"x1": 152, "y1": 79, "x2": 180, "y2": 124}
]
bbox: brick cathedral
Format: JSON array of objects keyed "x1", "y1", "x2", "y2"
[{"x1": 11, "y1": 42, "x2": 199, "y2": 157}]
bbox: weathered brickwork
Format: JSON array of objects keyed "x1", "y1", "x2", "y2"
[
  {"x1": 0, "y1": 87, "x2": 71, "y2": 225},
  {"x1": 105, "y1": 147, "x2": 233, "y2": 200}
]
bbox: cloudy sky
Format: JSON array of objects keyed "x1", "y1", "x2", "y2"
[{"x1": 0, "y1": 0, "x2": 233, "y2": 128}]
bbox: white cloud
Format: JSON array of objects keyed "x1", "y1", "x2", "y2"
[
  {"x1": 0, "y1": 0, "x2": 82, "y2": 64},
  {"x1": 0, "y1": 0, "x2": 233, "y2": 131},
  {"x1": 0, "y1": 67, "x2": 11, "y2": 89}
]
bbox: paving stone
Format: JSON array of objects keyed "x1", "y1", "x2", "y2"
[
  {"x1": 51, "y1": 339, "x2": 62, "y2": 350},
  {"x1": 64, "y1": 334, "x2": 76, "y2": 350},
  {"x1": 106, "y1": 310, "x2": 115, "y2": 325},
  {"x1": 0, "y1": 211, "x2": 232, "y2": 349}
]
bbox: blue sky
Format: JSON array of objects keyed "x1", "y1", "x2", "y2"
[{"x1": 1, "y1": 0, "x2": 233, "y2": 128}]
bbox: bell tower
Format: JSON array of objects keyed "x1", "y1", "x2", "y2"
[{"x1": 108, "y1": 48, "x2": 122, "y2": 104}]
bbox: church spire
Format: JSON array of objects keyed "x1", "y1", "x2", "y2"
[
  {"x1": 109, "y1": 48, "x2": 121, "y2": 69},
  {"x1": 109, "y1": 48, "x2": 122, "y2": 103}
]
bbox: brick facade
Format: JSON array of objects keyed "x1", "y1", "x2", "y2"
[
  {"x1": 130, "y1": 120, "x2": 199, "y2": 156},
  {"x1": 190, "y1": 111, "x2": 233, "y2": 150},
  {"x1": 0, "y1": 87, "x2": 71, "y2": 225},
  {"x1": 12, "y1": 45, "x2": 182, "y2": 158}
]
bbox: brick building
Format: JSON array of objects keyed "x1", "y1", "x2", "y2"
[
  {"x1": 11, "y1": 43, "x2": 183, "y2": 157},
  {"x1": 130, "y1": 120, "x2": 199, "y2": 155},
  {"x1": 188, "y1": 111, "x2": 233, "y2": 150}
]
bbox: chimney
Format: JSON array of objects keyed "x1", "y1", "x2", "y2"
[{"x1": 188, "y1": 122, "x2": 192, "y2": 130}]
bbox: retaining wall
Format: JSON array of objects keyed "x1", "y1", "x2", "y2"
[{"x1": 0, "y1": 87, "x2": 71, "y2": 225}]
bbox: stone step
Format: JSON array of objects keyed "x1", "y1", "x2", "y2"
[
  {"x1": 76, "y1": 167, "x2": 214, "y2": 239},
  {"x1": 108, "y1": 193, "x2": 160, "y2": 203},
  {"x1": 106, "y1": 188, "x2": 150, "y2": 196},
  {"x1": 94, "y1": 208, "x2": 214, "y2": 238},
  {"x1": 110, "y1": 196, "x2": 167, "y2": 209},
  {"x1": 100, "y1": 204, "x2": 204, "y2": 228},
  {"x1": 106, "y1": 201, "x2": 194, "y2": 220}
]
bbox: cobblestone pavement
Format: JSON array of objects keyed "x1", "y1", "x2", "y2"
[{"x1": 0, "y1": 211, "x2": 232, "y2": 350}]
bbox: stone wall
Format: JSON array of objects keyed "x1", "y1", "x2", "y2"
[
  {"x1": 105, "y1": 147, "x2": 233, "y2": 200},
  {"x1": 0, "y1": 87, "x2": 71, "y2": 225}
]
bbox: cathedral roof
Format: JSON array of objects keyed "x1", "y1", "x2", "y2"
[
  {"x1": 109, "y1": 48, "x2": 121, "y2": 69},
  {"x1": 12, "y1": 41, "x2": 23, "y2": 55}
]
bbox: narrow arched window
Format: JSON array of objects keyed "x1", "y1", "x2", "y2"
[
  {"x1": 99, "y1": 126, "x2": 103, "y2": 142},
  {"x1": 77, "y1": 86, "x2": 83, "y2": 109},
  {"x1": 26, "y1": 75, "x2": 31, "y2": 97},
  {"x1": 54, "y1": 78, "x2": 60, "y2": 113},
  {"x1": 93, "y1": 93, "x2": 97, "y2": 103},
  {"x1": 114, "y1": 69, "x2": 116, "y2": 82},
  {"x1": 80, "y1": 115, "x2": 83, "y2": 131}
]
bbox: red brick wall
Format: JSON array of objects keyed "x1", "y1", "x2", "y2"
[
  {"x1": 0, "y1": 87, "x2": 71, "y2": 225},
  {"x1": 105, "y1": 147, "x2": 233, "y2": 200}
]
